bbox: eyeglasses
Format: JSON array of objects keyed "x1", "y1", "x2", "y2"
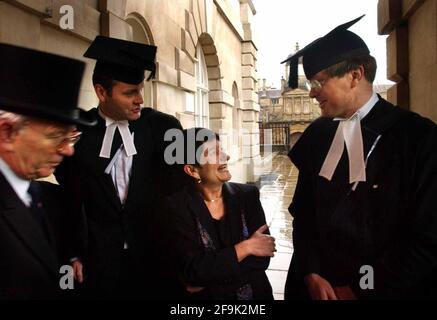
[
  {"x1": 306, "y1": 78, "x2": 329, "y2": 90},
  {"x1": 55, "y1": 130, "x2": 82, "y2": 152}
]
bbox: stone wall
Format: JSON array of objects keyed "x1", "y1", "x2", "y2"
[
  {"x1": 378, "y1": 0, "x2": 437, "y2": 122},
  {"x1": 0, "y1": 0, "x2": 261, "y2": 182}
]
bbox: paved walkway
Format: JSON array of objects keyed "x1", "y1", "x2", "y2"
[{"x1": 256, "y1": 152, "x2": 298, "y2": 300}]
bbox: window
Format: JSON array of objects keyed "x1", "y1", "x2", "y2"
[
  {"x1": 195, "y1": 45, "x2": 209, "y2": 128},
  {"x1": 185, "y1": 92, "x2": 195, "y2": 113}
]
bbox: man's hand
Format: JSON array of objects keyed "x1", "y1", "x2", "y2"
[
  {"x1": 186, "y1": 285, "x2": 205, "y2": 294},
  {"x1": 71, "y1": 260, "x2": 84, "y2": 283},
  {"x1": 334, "y1": 286, "x2": 357, "y2": 300},
  {"x1": 304, "y1": 273, "x2": 338, "y2": 300}
]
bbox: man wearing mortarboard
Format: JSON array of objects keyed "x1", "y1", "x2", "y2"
[
  {"x1": 55, "y1": 36, "x2": 182, "y2": 299},
  {"x1": 282, "y1": 16, "x2": 437, "y2": 299}
]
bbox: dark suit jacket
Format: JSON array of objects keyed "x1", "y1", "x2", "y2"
[
  {"x1": 0, "y1": 173, "x2": 63, "y2": 299},
  {"x1": 163, "y1": 182, "x2": 273, "y2": 300},
  {"x1": 285, "y1": 97, "x2": 437, "y2": 299},
  {"x1": 55, "y1": 107, "x2": 182, "y2": 296}
]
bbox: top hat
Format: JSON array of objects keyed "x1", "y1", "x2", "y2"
[{"x1": 0, "y1": 43, "x2": 96, "y2": 126}]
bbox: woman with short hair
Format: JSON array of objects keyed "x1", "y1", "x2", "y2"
[{"x1": 163, "y1": 127, "x2": 275, "y2": 300}]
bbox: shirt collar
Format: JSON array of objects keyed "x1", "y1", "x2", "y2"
[
  {"x1": 98, "y1": 109, "x2": 128, "y2": 127},
  {"x1": 98, "y1": 109, "x2": 137, "y2": 158},
  {"x1": 0, "y1": 157, "x2": 31, "y2": 206}
]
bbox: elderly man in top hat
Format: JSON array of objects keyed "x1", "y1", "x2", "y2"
[
  {"x1": 55, "y1": 36, "x2": 183, "y2": 299},
  {"x1": 282, "y1": 16, "x2": 437, "y2": 300},
  {"x1": 0, "y1": 43, "x2": 95, "y2": 299}
]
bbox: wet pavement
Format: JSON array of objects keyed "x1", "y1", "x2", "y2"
[{"x1": 256, "y1": 152, "x2": 298, "y2": 300}]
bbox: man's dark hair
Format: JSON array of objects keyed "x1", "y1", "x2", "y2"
[
  {"x1": 92, "y1": 73, "x2": 115, "y2": 96},
  {"x1": 324, "y1": 55, "x2": 377, "y2": 83}
]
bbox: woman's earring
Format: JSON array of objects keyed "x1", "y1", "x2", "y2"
[{"x1": 197, "y1": 179, "x2": 202, "y2": 184}]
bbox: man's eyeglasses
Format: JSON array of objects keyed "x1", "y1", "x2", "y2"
[
  {"x1": 55, "y1": 130, "x2": 82, "y2": 152},
  {"x1": 306, "y1": 78, "x2": 328, "y2": 90}
]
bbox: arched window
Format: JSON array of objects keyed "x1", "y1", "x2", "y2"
[
  {"x1": 126, "y1": 14, "x2": 154, "y2": 108},
  {"x1": 195, "y1": 45, "x2": 209, "y2": 128}
]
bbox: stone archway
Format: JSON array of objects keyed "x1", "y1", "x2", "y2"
[
  {"x1": 125, "y1": 12, "x2": 155, "y2": 109},
  {"x1": 196, "y1": 33, "x2": 227, "y2": 135},
  {"x1": 178, "y1": 5, "x2": 227, "y2": 132},
  {"x1": 290, "y1": 132, "x2": 303, "y2": 148},
  {"x1": 125, "y1": 13, "x2": 155, "y2": 45}
]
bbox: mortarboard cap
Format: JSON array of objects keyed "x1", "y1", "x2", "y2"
[
  {"x1": 84, "y1": 36, "x2": 157, "y2": 84},
  {"x1": 0, "y1": 43, "x2": 96, "y2": 126},
  {"x1": 281, "y1": 15, "x2": 369, "y2": 89}
]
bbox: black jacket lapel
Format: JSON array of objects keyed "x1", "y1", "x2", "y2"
[
  {"x1": 123, "y1": 114, "x2": 153, "y2": 213},
  {"x1": 0, "y1": 174, "x2": 58, "y2": 277},
  {"x1": 223, "y1": 183, "x2": 244, "y2": 243},
  {"x1": 78, "y1": 109, "x2": 123, "y2": 211}
]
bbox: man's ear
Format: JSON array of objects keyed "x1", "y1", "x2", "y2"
[
  {"x1": 183, "y1": 164, "x2": 201, "y2": 180},
  {"x1": 94, "y1": 84, "x2": 108, "y2": 103},
  {"x1": 350, "y1": 66, "x2": 364, "y2": 88},
  {"x1": 0, "y1": 120, "x2": 17, "y2": 151}
]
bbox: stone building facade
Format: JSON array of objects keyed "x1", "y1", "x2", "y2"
[
  {"x1": 0, "y1": 0, "x2": 261, "y2": 182},
  {"x1": 258, "y1": 54, "x2": 322, "y2": 149},
  {"x1": 258, "y1": 83, "x2": 320, "y2": 148},
  {"x1": 378, "y1": 0, "x2": 437, "y2": 122}
]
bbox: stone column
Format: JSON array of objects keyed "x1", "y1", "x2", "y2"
[
  {"x1": 378, "y1": 0, "x2": 437, "y2": 121},
  {"x1": 240, "y1": 0, "x2": 261, "y2": 183},
  {"x1": 99, "y1": 0, "x2": 132, "y2": 40}
]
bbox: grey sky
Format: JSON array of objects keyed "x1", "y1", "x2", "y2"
[{"x1": 252, "y1": 0, "x2": 391, "y2": 88}]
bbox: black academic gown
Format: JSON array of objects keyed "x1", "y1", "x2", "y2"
[
  {"x1": 284, "y1": 97, "x2": 437, "y2": 299},
  {"x1": 164, "y1": 182, "x2": 273, "y2": 300},
  {"x1": 0, "y1": 174, "x2": 63, "y2": 299},
  {"x1": 55, "y1": 107, "x2": 182, "y2": 298}
]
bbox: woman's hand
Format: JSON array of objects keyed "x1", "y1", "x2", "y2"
[
  {"x1": 247, "y1": 224, "x2": 276, "y2": 257},
  {"x1": 235, "y1": 224, "x2": 276, "y2": 261}
]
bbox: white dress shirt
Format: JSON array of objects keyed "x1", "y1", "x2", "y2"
[
  {"x1": 98, "y1": 112, "x2": 135, "y2": 206},
  {"x1": 0, "y1": 157, "x2": 31, "y2": 207}
]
